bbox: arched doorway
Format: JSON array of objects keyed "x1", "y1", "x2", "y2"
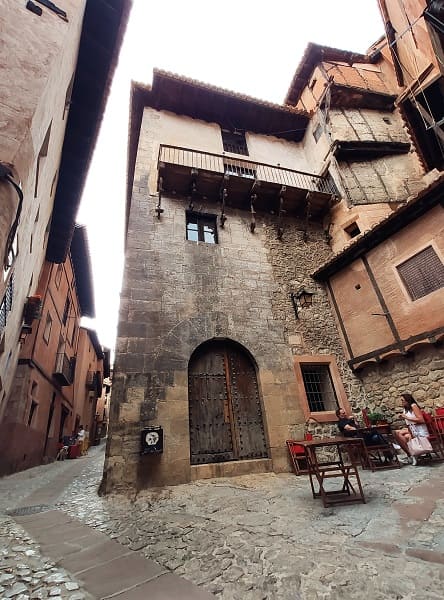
[{"x1": 188, "y1": 340, "x2": 268, "y2": 465}]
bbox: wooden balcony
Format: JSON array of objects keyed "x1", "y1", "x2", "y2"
[
  {"x1": 157, "y1": 145, "x2": 337, "y2": 219},
  {"x1": 53, "y1": 352, "x2": 73, "y2": 386}
]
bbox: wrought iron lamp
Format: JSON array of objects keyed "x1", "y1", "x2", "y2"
[{"x1": 290, "y1": 287, "x2": 315, "y2": 319}]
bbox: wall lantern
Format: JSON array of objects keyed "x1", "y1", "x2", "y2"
[{"x1": 290, "y1": 287, "x2": 315, "y2": 319}]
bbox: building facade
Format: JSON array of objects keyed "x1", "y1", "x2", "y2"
[
  {"x1": 0, "y1": 226, "x2": 105, "y2": 475},
  {"x1": 0, "y1": 1, "x2": 130, "y2": 466},
  {"x1": 104, "y1": 0, "x2": 444, "y2": 492}
]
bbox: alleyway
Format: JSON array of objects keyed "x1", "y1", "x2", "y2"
[{"x1": 1, "y1": 446, "x2": 444, "y2": 599}]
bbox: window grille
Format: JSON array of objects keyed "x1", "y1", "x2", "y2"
[
  {"x1": 0, "y1": 274, "x2": 14, "y2": 331},
  {"x1": 221, "y1": 130, "x2": 249, "y2": 156},
  {"x1": 301, "y1": 364, "x2": 339, "y2": 412},
  {"x1": 397, "y1": 246, "x2": 444, "y2": 300}
]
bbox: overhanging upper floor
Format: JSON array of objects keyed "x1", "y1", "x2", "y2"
[{"x1": 157, "y1": 144, "x2": 338, "y2": 219}]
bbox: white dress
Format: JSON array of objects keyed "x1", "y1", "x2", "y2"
[{"x1": 404, "y1": 409, "x2": 429, "y2": 437}]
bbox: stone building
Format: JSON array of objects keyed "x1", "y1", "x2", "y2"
[
  {"x1": 0, "y1": 1, "x2": 130, "y2": 450},
  {"x1": 104, "y1": 0, "x2": 444, "y2": 492},
  {"x1": 103, "y1": 72, "x2": 363, "y2": 492},
  {"x1": 0, "y1": 226, "x2": 105, "y2": 475}
]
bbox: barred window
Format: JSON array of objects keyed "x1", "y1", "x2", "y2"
[
  {"x1": 0, "y1": 275, "x2": 14, "y2": 332},
  {"x1": 397, "y1": 246, "x2": 444, "y2": 300},
  {"x1": 221, "y1": 129, "x2": 249, "y2": 156},
  {"x1": 300, "y1": 364, "x2": 339, "y2": 412}
]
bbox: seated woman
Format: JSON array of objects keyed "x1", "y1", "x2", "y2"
[{"x1": 393, "y1": 393, "x2": 428, "y2": 466}]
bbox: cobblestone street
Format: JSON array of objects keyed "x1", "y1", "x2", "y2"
[{"x1": 1, "y1": 445, "x2": 444, "y2": 599}]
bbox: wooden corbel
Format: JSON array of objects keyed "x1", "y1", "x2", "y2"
[
  {"x1": 277, "y1": 186, "x2": 286, "y2": 240},
  {"x1": 156, "y1": 176, "x2": 164, "y2": 219}
]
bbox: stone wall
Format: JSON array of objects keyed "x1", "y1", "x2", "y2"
[
  {"x1": 356, "y1": 345, "x2": 444, "y2": 424},
  {"x1": 104, "y1": 191, "x2": 310, "y2": 492},
  {"x1": 262, "y1": 216, "x2": 367, "y2": 417}
]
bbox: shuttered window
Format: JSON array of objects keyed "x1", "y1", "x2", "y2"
[{"x1": 397, "y1": 246, "x2": 444, "y2": 300}]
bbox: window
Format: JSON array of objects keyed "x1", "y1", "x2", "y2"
[
  {"x1": 300, "y1": 364, "x2": 338, "y2": 412},
  {"x1": 186, "y1": 212, "x2": 217, "y2": 244},
  {"x1": 55, "y1": 264, "x2": 63, "y2": 288},
  {"x1": 62, "y1": 296, "x2": 70, "y2": 324},
  {"x1": 344, "y1": 222, "x2": 361, "y2": 238},
  {"x1": 294, "y1": 355, "x2": 350, "y2": 422},
  {"x1": 397, "y1": 246, "x2": 444, "y2": 300},
  {"x1": 34, "y1": 123, "x2": 51, "y2": 198},
  {"x1": 313, "y1": 123, "x2": 322, "y2": 142},
  {"x1": 0, "y1": 274, "x2": 14, "y2": 332},
  {"x1": 28, "y1": 400, "x2": 38, "y2": 426},
  {"x1": 43, "y1": 313, "x2": 52, "y2": 344},
  {"x1": 221, "y1": 129, "x2": 249, "y2": 156}
]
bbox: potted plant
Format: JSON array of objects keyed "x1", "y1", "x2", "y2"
[{"x1": 367, "y1": 411, "x2": 387, "y2": 426}]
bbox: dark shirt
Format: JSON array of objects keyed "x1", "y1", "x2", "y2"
[{"x1": 338, "y1": 417, "x2": 358, "y2": 437}]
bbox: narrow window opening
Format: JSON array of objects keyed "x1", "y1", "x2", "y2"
[
  {"x1": 34, "y1": 122, "x2": 52, "y2": 198},
  {"x1": 221, "y1": 129, "x2": 249, "y2": 156},
  {"x1": 28, "y1": 400, "x2": 38, "y2": 426},
  {"x1": 344, "y1": 222, "x2": 361, "y2": 238},
  {"x1": 43, "y1": 313, "x2": 52, "y2": 344}
]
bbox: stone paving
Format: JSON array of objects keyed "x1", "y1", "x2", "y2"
[
  {"x1": 1, "y1": 446, "x2": 444, "y2": 598},
  {"x1": 0, "y1": 459, "x2": 92, "y2": 600}
]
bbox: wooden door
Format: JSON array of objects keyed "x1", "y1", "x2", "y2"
[{"x1": 189, "y1": 341, "x2": 268, "y2": 465}]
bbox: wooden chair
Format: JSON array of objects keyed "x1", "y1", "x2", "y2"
[
  {"x1": 417, "y1": 412, "x2": 444, "y2": 462},
  {"x1": 286, "y1": 440, "x2": 309, "y2": 475},
  {"x1": 359, "y1": 425, "x2": 401, "y2": 471}
]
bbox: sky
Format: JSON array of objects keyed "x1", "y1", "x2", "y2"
[{"x1": 77, "y1": 0, "x2": 385, "y2": 354}]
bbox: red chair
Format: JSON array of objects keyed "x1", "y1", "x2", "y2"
[
  {"x1": 435, "y1": 407, "x2": 444, "y2": 416},
  {"x1": 286, "y1": 440, "x2": 309, "y2": 475},
  {"x1": 420, "y1": 412, "x2": 444, "y2": 461},
  {"x1": 361, "y1": 409, "x2": 371, "y2": 428},
  {"x1": 432, "y1": 414, "x2": 444, "y2": 447}
]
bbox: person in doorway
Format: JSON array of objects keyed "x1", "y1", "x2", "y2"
[
  {"x1": 76, "y1": 425, "x2": 85, "y2": 453},
  {"x1": 393, "y1": 393, "x2": 429, "y2": 466}
]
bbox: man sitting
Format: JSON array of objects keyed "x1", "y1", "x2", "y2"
[{"x1": 336, "y1": 408, "x2": 387, "y2": 447}]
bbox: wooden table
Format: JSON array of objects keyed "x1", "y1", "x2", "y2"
[{"x1": 298, "y1": 437, "x2": 366, "y2": 507}]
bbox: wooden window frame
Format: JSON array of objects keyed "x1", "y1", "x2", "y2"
[
  {"x1": 293, "y1": 355, "x2": 351, "y2": 423},
  {"x1": 186, "y1": 211, "x2": 218, "y2": 244}
]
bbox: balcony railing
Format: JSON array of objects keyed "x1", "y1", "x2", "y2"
[
  {"x1": 157, "y1": 145, "x2": 336, "y2": 218},
  {"x1": 53, "y1": 352, "x2": 73, "y2": 386}
]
